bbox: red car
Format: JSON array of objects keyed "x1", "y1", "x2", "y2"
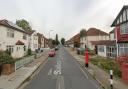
[{"x1": 48, "y1": 49, "x2": 56, "y2": 57}]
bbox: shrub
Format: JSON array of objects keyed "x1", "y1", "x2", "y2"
[
  {"x1": 0, "y1": 51, "x2": 14, "y2": 64},
  {"x1": 90, "y1": 57, "x2": 121, "y2": 78},
  {"x1": 28, "y1": 48, "x2": 32, "y2": 55},
  {"x1": 5, "y1": 50, "x2": 11, "y2": 55}
]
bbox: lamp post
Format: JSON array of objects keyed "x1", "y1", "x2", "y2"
[{"x1": 48, "y1": 30, "x2": 53, "y2": 48}]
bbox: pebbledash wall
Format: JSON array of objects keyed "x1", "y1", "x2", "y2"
[{"x1": 0, "y1": 25, "x2": 29, "y2": 58}]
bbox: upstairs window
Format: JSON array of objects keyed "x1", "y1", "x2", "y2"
[
  {"x1": 120, "y1": 22, "x2": 128, "y2": 34},
  {"x1": 7, "y1": 29, "x2": 14, "y2": 38}
]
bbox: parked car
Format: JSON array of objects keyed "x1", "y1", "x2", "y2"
[{"x1": 48, "y1": 49, "x2": 56, "y2": 57}]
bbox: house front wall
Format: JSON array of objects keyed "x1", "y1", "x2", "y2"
[
  {"x1": 110, "y1": 32, "x2": 115, "y2": 40},
  {"x1": 86, "y1": 35, "x2": 109, "y2": 50},
  {"x1": 11, "y1": 45, "x2": 25, "y2": 58},
  {"x1": 41, "y1": 37, "x2": 45, "y2": 48},
  {"x1": 98, "y1": 45, "x2": 107, "y2": 57},
  {"x1": 30, "y1": 32, "x2": 38, "y2": 51},
  {"x1": 0, "y1": 26, "x2": 29, "y2": 58}
]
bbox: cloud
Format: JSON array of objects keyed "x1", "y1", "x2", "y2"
[{"x1": 0, "y1": 0, "x2": 128, "y2": 40}]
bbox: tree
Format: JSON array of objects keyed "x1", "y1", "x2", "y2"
[
  {"x1": 16, "y1": 19, "x2": 32, "y2": 31},
  {"x1": 80, "y1": 29, "x2": 86, "y2": 38},
  {"x1": 52, "y1": 40, "x2": 56, "y2": 46},
  {"x1": 55, "y1": 34, "x2": 59, "y2": 45},
  {"x1": 61, "y1": 38, "x2": 65, "y2": 45}
]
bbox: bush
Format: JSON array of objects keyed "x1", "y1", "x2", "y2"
[
  {"x1": 5, "y1": 50, "x2": 11, "y2": 55},
  {"x1": 0, "y1": 51, "x2": 14, "y2": 64},
  {"x1": 28, "y1": 48, "x2": 32, "y2": 55},
  {"x1": 90, "y1": 57, "x2": 121, "y2": 78}
]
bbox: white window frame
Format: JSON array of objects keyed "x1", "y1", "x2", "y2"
[
  {"x1": 6, "y1": 45, "x2": 14, "y2": 53},
  {"x1": 7, "y1": 29, "x2": 14, "y2": 38},
  {"x1": 119, "y1": 43, "x2": 128, "y2": 55},
  {"x1": 120, "y1": 22, "x2": 128, "y2": 34},
  {"x1": 98, "y1": 45, "x2": 104, "y2": 52},
  {"x1": 107, "y1": 46, "x2": 116, "y2": 58}
]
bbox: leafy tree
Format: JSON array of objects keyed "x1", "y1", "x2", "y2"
[
  {"x1": 61, "y1": 38, "x2": 65, "y2": 45},
  {"x1": 16, "y1": 19, "x2": 32, "y2": 31},
  {"x1": 80, "y1": 29, "x2": 86, "y2": 38},
  {"x1": 52, "y1": 40, "x2": 56, "y2": 45},
  {"x1": 55, "y1": 34, "x2": 59, "y2": 45}
]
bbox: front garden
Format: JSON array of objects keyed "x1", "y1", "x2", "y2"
[{"x1": 90, "y1": 56, "x2": 121, "y2": 78}]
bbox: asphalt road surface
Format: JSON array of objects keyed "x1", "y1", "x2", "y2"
[{"x1": 24, "y1": 46, "x2": 102, "y2": 89}]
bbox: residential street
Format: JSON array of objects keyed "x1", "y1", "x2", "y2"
[{"x1": 24, "y1": 46, "x2": 101, "y2": 89}]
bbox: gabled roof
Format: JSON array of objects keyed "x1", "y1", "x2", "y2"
[
  {"x1": 91, "y1": 40, "x2": 116, "y2": 45},
  {"x1": 15, "y1": 40, "x2": 25, "y2": 45},
  {"x1": 111, "y1": 5, "x2": 128, "y2": 27},
  {"x1": 109, "y1": 29, "x2": 115, "y2": 34},
  {"x1": 0, "y1": 19, "x2": 28, "y2": 34},
  {"x1": 87, "y1": 28, "x2": 109, "y2": 36}
]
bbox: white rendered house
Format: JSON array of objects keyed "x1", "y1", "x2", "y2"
[
  {"x1": 28, "y1": 30, "x2": 38, "y2": 52},
  {"x1": 0, "y1": 20, "x2": 29, "y2": 58},
  {"x1": 80, "y1": 28, "x2": 109, "y2": 50}
]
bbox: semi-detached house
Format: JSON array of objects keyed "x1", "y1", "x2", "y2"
[
  {"x1": 27, "y1": 30, "x2": 38, "y2": 52},
  {"x1": 0, "y1": 19, "x2": 29, "y2": 58},
  {"x1": 80, "y1": 28, "x2": 109, "y2": 50},
  {"x1": 111, "y1": 5, "x2": 128, "y2": 57}
]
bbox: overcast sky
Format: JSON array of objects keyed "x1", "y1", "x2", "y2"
[{"x1": 0, "y1": 0, "x2": 128, "y2": 40}]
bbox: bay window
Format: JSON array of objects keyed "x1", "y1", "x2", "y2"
[
  {"x1": 119, "y1": 43, "x2": 128, "y2": 55},
  {"x1": 120, "y1": 22, "x2": 128, "y2": 34}
]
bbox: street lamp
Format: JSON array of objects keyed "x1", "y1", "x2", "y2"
[{"x1": 48, "y1": 30, "x2": 54, "y2": 48}]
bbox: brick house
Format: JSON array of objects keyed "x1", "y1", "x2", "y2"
[
  {"x1": 111, "y1": 5, "x2": 128, "y2": 57},
  {"x1": 66, "y1": 33, "x2": 80, "y2": 48},
  {"x1": 37, "y1": 33, "x2": 45, "y2": 48}
]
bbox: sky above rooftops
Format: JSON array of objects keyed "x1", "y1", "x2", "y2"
[{"x1": 0, "y1": 0, "x2": 128, "y2": 40}]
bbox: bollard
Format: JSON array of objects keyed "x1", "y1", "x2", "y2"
[
  {"x1": 110, "y1": 70, "x2": 113, "y2": 89},
  {"x1": 85, "y1": 49, "x2": 89, "y2": 67}
]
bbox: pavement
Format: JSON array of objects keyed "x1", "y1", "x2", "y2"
[
  {"x1": 0, "y1": 51, "x2": 48, "y2": 89},
  {"x1": 66, "y1": 47, "x2": 128, "y2": 89},
  {"x1": 24, "y1": 46, "x2": 102, "y2": 89}
]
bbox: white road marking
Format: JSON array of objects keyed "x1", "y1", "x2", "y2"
[
  {"x1": 56, "y1": 76, "x2": 65, "y2": 89},
  {"x1": 48, "y1": 68, "x2": 53, "y2": 75}
]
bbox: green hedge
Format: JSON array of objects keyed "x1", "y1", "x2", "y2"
[{"x1": 0, "y1": 51, "x2": 14, "y2": 64}]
